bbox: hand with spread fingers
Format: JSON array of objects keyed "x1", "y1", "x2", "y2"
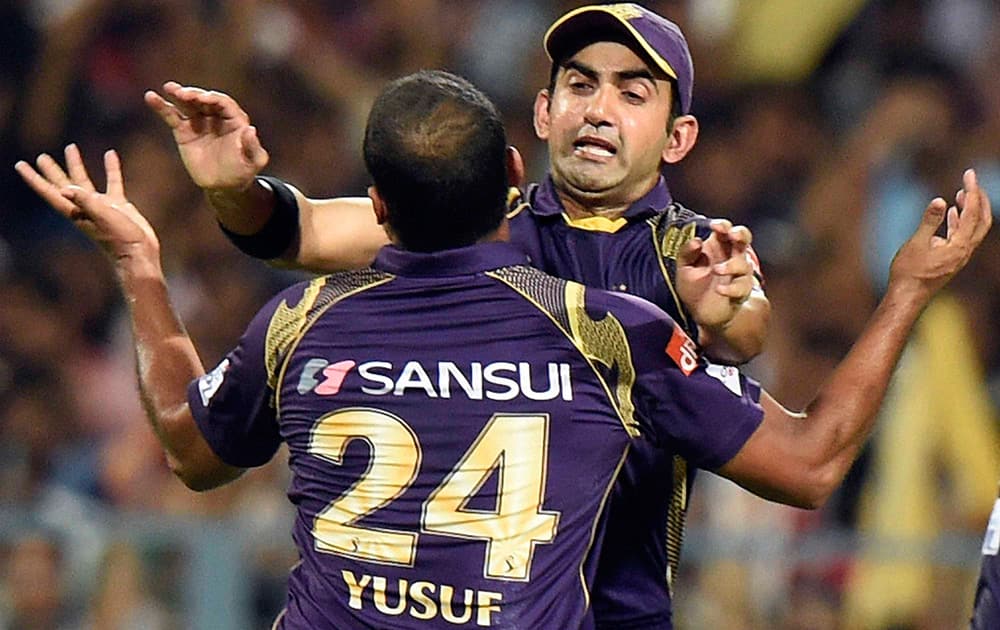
[
  {"x1": 144, "y1": 81, "x2": 269, "y2": 192},
  {"x1": 15, "y1": 146, "x2": 160, "y2": 272},
  {"x1": 889, "y1": 169, "x2": 992, "y2": 300}
]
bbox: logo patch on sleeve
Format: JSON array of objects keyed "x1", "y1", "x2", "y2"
[
  {"x1": 666, "y1": 324, "x2": 698, "y2": 376},
  {"x1": 706, "y1": 363, "x2": 743, "y2": 397},
  {"x1": 198, "y1": 358, "x2": 230, "y2": 406}
]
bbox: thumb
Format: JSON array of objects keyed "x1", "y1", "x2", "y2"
[
  {"x1": 60, "y1": 184, "x2": 95, "y2": 213},
  {"x1": 913, "y1": 197, "x2": 947, "y2": 239},
  {"x1": 61, "y1": 185, "x2": 113, "y2": 225},
  {"x1": 242, "y1": 126, "x2": 269, "y2": 170},
  {"x1": 677, "y1": 237, "x2": 704, "y2": 267}
]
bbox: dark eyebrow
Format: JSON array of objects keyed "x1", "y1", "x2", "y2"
[
  {"x1": 617, "y1": 68, "x2": 657, "y2": 85},
  {"x1": 562, "y1": 60, "x2": 599, "y2": 82},
  {"x1": 562, "y1": 60, "x2": 659, "y2": 92}
]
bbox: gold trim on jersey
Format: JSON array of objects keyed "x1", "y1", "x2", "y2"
[
  {"x1": 659, "y1": 221, "x2": 698, "y2": 259},
  {"x1": 271, "y1": 271, "x2": 395, "y2": 415},
  {"x1": 564, "y1": 282, "x2": 637, "y2": 431},
  {"x1": 486, "y1": 267, "x2": 639, "y2": 437},
  {"x1": 665, "y1": 455, "x2": 688, "y2": 592},
  {"x1": 266, "y1": 277, "x2": 326, "y2": 390},
  {"x1": 649, "y1": 215, "x2": 693, "y2": 332},
  {"x1": 562, "y1": 212, "x2": 629, "y2": 233}
]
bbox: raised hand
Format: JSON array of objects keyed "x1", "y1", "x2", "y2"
[
  {"x1": 889, "y1": 169, "x2": 992, "y2": 299},
  {"x1": 144, "y1": 81, "x2": 269, "y2": 191},
  {"x1": 675, "y1": 219, "x2": 758, "y2": 332},
  {"x1": 14, "y1": 143, "x2": 98, "y2": 219},
  {"x1": 16, "y1": 147, "x2": 159, "y2": 268}
]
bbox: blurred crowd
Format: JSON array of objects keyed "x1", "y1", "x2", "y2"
[{"x1": 0, "y1": 0, "x2": 998, "y2": 628}]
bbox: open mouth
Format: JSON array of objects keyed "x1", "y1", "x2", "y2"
[{"x1": 573, "y1": 136, "x2": 618, "y2": 159}]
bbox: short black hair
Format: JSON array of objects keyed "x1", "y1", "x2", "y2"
[{"x1": 363, "y1": 70, "x2": 509, "y2": 252}]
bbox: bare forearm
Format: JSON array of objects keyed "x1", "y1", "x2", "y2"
[
  {"x1": 117, "y1": 261, "x2": 241, "y2": 489},
  {"x1": 802, "y1": 284, "x2": 929, "y2": 480}
]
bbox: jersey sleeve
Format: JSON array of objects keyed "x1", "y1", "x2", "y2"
[
  {"x1": 605, "y1": 291, "x2": 765, "y2": 470},
  {"x1": 185, "y1": 290, "x2": 292, "y2": 468}
]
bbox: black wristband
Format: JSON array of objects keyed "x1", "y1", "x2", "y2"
[{"x1": 218, "y1": 176, "x2": 299, "y2": 260}]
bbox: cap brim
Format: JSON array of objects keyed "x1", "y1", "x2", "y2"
[{"x1": 544, "y1": 6, "x2": 678, "y2": 81}]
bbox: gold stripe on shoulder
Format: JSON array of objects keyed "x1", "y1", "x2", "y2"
[
  {"x1": 485, "y1": 268, "x2": 638, "y2": 436},
  {"x1": 269, "y1": 270, "x2": 395, "y2": 413},
  {"x1": 650, "y1": 219, "x2": 690, "y2": 331},
  {"x1": 565, "y1": 282, "x2": 637, "y2": 430},
  {"x1": 266, "y1": 277, "x2": 326, "y2": 389}
]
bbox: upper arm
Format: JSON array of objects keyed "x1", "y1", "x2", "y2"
[
  {"x1": 185, "y1": 291, "x2": 292, "y2": 476},
  {"x1": 294, "y1": 189, "x2": 390, "y2": 272},
  {"x1": 715, "y1": 392, "x2": 827, "y2": 508},
  {"x1": 161, "y1": 402, "x2": 246, "y2": 491}
]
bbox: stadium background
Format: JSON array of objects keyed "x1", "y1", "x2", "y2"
[{"x1": 0, "y1": 0, "x2": 998, "y2": 628}]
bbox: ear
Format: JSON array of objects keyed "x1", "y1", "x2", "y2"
[
  {"x1": 533, "y1": 89, "x2": 552, "y2": 141},
  {"x1": 368, "y1": 186, "x2": 389, "y2": 225},
  {"x1": 505, "y1": 146, "x2": 526, "y2": 189},
  {"x1": 662, "y1": 114, "x2": 699, "y2": 164}
]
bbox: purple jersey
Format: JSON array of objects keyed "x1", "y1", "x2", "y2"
[
  {"x1": 188, "y1": 242, "x2": 763, "y2": 629},
  {"x1": 507, "y1": 176, "x2": 763, "y2": 628},
  {"x1": 972, "y1": 495, "x2": 1000, "y2": 629}
]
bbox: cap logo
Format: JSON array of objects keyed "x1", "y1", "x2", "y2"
[{"x1": 605, "y1": 4, "x2": 644, "y2": 21}]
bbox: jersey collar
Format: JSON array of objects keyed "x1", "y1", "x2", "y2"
[
  {"x1": 373, "y1": 241, "x2": 530, "y2": 277},
  {"x1": 528, "y1": 174, "x2": 674, "y2": 222}
]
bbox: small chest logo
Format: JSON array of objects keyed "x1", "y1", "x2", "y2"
[{"x1": 298, "y1": 359, "x2": 357, "y2": 396}]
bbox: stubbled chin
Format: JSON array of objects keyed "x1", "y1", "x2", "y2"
[{"x1": 560, "y1": 167, "x2": 621, "y2": 194}]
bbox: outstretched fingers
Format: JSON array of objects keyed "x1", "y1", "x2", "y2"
[
  {"x1": 64, "y1": 144, "x2": 96, "y2": 191},
  {"x1": 14, "y1": 158, "x2": 77, "y2": 217},
  {"x1": 945, "y1": 169, "x2": 989, "y2": 248},
  {"x1": 144, "y1": 90, "x2": 185, "y2": 129},
  {"x1": 962, "y1": 169, "x2": 992, "y2": 244},
  {"x1": 165, "y1": 82, "x2": 248, "y2": 122},
  {"x1": 104, "y1": 149, "x2": 125, "y2": 201}
]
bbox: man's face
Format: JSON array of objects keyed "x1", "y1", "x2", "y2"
[{"x1": 535, "y1": 41, "x2": 674, "y2": 211}]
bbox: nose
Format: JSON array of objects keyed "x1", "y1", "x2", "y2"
[{"x1": 583, "y1": 84, "x2": 616, "y2": 128}]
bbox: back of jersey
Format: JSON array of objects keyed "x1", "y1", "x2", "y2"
[{"x1": 272, "y1": 259, "x2": 635, "y2": 629}]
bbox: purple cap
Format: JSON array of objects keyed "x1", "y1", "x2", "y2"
[{"x1": 544, "y1": 3, "x2": 694, "y2": 114}]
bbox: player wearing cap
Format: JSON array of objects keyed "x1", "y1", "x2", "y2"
[
  {"x1": 972, "y1": 487, "x2": 1000, "y2": 628},
  {"x1": 148, "y1": 5, "x2": 758, "y2": 629},
  {"x1": 20, "y1": 63, "x2": 992, "y2": 629},
  {"x1": 136, "y1": 6, "x2": 764, "y2": 622}
]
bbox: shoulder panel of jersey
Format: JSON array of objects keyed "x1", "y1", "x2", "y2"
[
  {"x1": 264, "y1": 269, "x2": 395, "y2": 396},
  {"x1": 647, "y1": 202, "x2": 707, "y2": 339},
  {"x1": 486, "y1": 265, "x2": 639, "y2": 436}
]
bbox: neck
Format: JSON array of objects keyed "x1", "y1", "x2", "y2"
[
  {"x1": 477, "y1": 220, "x2": 509, "y2": 244},
  {"x1": 557, "y1": 192, "x2": 629, "y2": 220},
  {"x1": 551, "y1": 174, "x2": 662, "y2": 220}
]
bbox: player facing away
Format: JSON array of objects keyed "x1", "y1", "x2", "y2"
[
  {"x1": 138, "y1": 6, "x2": 767, "y2": 626},
  {"x1": 18, "y1": 68, "x2": 993, "y2": 627},
  {"x1": 972, "y1": 485, "x2": 1000, "y2": 628}
]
